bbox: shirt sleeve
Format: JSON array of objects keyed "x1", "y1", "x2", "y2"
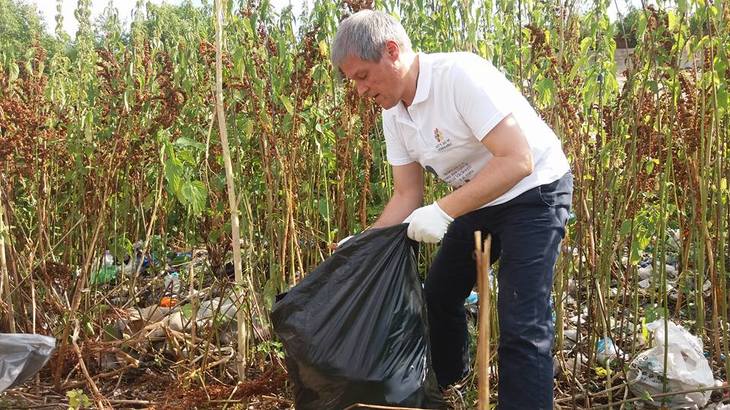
[
  {"x1": 452, "y1": 57, "x2": 516, "y2": 141},
  {"x1": 382, "y1": 113, "x2": 415, "y2": 166}
]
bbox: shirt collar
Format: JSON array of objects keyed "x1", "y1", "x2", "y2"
[
  {"x1": 410, "y1": 52, "x2": 431, "y2": 106},
  {"x1": 385, "y1": 53, "x2": 431, "y2": 121}
]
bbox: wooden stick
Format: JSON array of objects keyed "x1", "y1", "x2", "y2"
[
  {"x1": 475, "y1": 231, "x2": 492, "y2": 410},
  {"x1": 71, "y1": 320, "x2": 111, "y2": 409},
  {"x1": 214, "y1": 0, "x2": 248, "y2": 381},
  {"x1": 0, "y1": 185, "x2": 16, "y2": 332}
]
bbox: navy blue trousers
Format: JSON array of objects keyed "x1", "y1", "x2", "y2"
[{"x1": 424, "y1": 173, "x2": 573, "y2": 410}]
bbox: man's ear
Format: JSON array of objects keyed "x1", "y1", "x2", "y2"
[{"x1": 384, "y1": 40, "x2": 400, "y2": 61}]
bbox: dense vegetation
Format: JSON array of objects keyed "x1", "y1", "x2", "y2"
[{"x1": 0, "y1": 0, "x2": 728, "y2": 407}]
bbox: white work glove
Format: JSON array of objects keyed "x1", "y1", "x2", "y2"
[{"x1": 404, "y1": 202, "x2": 454, "y2": 243}]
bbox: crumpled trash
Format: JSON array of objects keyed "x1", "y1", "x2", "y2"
[
  {"x1": 465, "y1": 290, "x2": 478, "y2": 305},
  {"x1": 0, "y1": 334, "x2": 56, "y2": 392},
  {"x1": 91, "y1": 250, "x2": 118, "y2": 285},
  {"x1": 562, "y1": 328, "x2": 578, "y2": 350},
  {"x1": 627, "y1": 319, "x2": 715, "y2": 408},
  {"x1": 125, "y1": 306, "x2": 185, "y2": 339},
  {"x1": 596, "y1": 337, "x2": 623, "y2": 364},
  {"x1": 705, "y1": 401, "x2": 730, "y2": 410},
  {"x1": 197, "y1": 296, "x2": 237, "y2": 324}
]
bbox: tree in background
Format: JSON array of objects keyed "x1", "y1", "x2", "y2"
[
  {"x1": 614, "y1": 7, "x2": 642, "y2": 48},
  {"x1": 0, "y1": 0, "x2": 59, "y2": 57}
]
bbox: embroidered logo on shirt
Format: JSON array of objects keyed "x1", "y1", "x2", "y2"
[
  {"x1": 433, "y1": 128, "x2": 444, "y2": 142},
  {"x1": 433, "y1": 128, "x2": 453, "y2": 152}
]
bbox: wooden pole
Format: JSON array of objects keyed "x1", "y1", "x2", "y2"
[
  {"x1": 214, "y1": 0, "x2": 248, "y2": 380},
  {"x1": 475, "y1": 231, "x2": 492, "y2": 410},
  {"x1": 0, "y1": 184, "x2": 15, "y2": 332}
]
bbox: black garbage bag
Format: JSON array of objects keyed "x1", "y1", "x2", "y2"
[{"x1": 271, "y1": 224, "x2": 445, "y2": 409}]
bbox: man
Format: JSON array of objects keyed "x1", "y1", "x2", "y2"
[{"x1": 332, "y1": 9, "x2": 572, "y2": 410}]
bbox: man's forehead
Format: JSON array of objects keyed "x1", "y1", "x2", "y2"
[{"x1": 339, "y1": 55, "x2": 369, "y2": 78}]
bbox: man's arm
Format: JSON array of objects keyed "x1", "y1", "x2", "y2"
[
  {"x1": 372, "y1": 161, "x2": 424, "y2": 228},
  {"x1": 438, "y1": 114, "x2": 534, "y2": 218}
]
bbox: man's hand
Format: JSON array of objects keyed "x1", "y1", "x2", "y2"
[{"x1": 404, "y1": 202, "x2": 453, "y2": 243}]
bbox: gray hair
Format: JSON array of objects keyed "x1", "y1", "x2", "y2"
[{"x1": 331, "y1": 10, "x2": 412, "y2": 68}]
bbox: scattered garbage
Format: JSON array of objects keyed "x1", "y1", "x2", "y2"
[
  {"x1": 465, "y1": 290, "x2": 478, "y2": 305},
  {"x1": 665, "y1": 263, "x2": 678, "y2": 277},
  {"x1": 464, "y1": 291, "x2": 479, "y2": 319},
  {"x1": 91, "y1": 249, "x2": 118, "y2": 285},
  {"x1": 705, "y1": 398, "x2": 730, "y2": 410},
  {"x1": 159, "y1": 296, "x2": 177, "y2": 308},
  {"x1": 197, "y1": 296, "x2": 237, "y2": 324},
  {"x1": 560, "y1": 352, "x2": 587, "y2": 375},
  {"x1": 596, "y1": 337, "x2": 623, "y2": 364},
  {"x1": 0, "y1": 334, "x2": 56, "y2": 393},
  {"x1": 638, "y1": 265, "x2": 652, "y2": 280},
  {"x1": 628, "y1": 319, "x2": 715, "y2": 408},
  {"x1": 271, "y1": 224, "x2": 444, "y2": 410},
  {"x1": 126, "y1": 305, "x2": 186, "y2": 339},
  {"x1": 163, "y1": 271, "x2": 181, "y2": 296},
  {"x1": 562, "y1": 328, "x2": 578, "y2": 350}
]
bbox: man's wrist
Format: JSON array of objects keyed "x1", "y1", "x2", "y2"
[{"x1": 435, "y1": 198, "x2": 456, "y2": 220}]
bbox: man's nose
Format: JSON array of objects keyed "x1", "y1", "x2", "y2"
[{"x1": 356, "y1": 82, "x2": 368, "y2": 97}]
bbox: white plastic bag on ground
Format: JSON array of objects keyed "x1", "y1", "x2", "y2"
[
  {"x1": 627, "y1": 319, "x2": 714, "y2": 409},
  {"x1": 0, "y1": 334, "x2": 56, "y2": 392}
]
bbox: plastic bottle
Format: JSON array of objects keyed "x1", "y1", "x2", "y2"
[
  {"x1": 103, "y1": 250, "x2": 114, "y2": 267},
  {"x1": 164, "y1": 271, "x2": 181, "y2": 295},
  {"x1": 91, "y1": 250, "x2": 117, "y2": 285}
]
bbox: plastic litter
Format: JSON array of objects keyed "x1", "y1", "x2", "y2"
[
  {"x1": 163, "y1": 271, "x2": 181, "y2": 296},
  {"x1": 561, "y1": 352, "x2": 587, "y2": 375},
  {"x1": 126, "y1": 306, "x2": 185, "y2": 339},
  {"x1": 0, "y1": 334, "x2": 56, "y2": 393},
  {"x1": 627, "y1": 319, "x2": 715, "y2": 408},
  {"x1": 271, "y1": 224, "x2": 444, "y2": 410},
  {"x1": 197, "y1": 296, "x2": 237, "y2": 324},
  {"x1": 596, "y1": 337, "x2": 623, "y2": 364},
  {"x1": 562, "y1": 328, "x2": 578, "y2": 350},
  {"x1": 465, "y1": 290, "x2": 478, "y2": 305},
  {"x1": 91, "y1": 249, "x2": 118, "y2": 285}
]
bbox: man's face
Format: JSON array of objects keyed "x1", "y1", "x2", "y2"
[{"x1": 339, "y1": 46, "x2": 403, "y2": 109}]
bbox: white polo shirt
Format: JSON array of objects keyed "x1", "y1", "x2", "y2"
[{"x1": 382, "y1": 52, "x2": 570, "y2": 207}]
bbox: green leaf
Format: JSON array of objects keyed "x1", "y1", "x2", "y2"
[
  {"x1": 668, "y1": 11, "x2": 678, "y2": 32},
  {"x1": 620, "y1": 219, "x2": 633, "y2": 237},
  {"x1": 180, "y1": 180, "x2": 207, "y2": 216},
  {"x1": 716, "y1": 85, "x2": 728, "y2": 110},
  {"x1": 180, "y1": 304, "x2": 193, "y2": 319},
  {"x1": 630, "y1": 241, "x2": 642, "y2": 264},
  {"x1": 535, "y1": 77, "x2": 556, "y2": 106},
  {"x1": 579, "y1": 37, "x2": 593, "y2": 55},
  {"x1": 317, "y1": 199, "x2": 330, "y2": 220},
  {"x1": 279, "y1": 94, "x2": 294, "y2": 115},
  {"x1": 164, "y1": 156, "x2": 184, "y2": 193},
  {"x1": 178, "y1": 150, "x2": 196, "y2": 165},
  {"x1": 645, "y1": 158, "x2": 658, "y2": 174},
  {"x1": 318, "y1": 39, "x2": 328, "y2": 57}
]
